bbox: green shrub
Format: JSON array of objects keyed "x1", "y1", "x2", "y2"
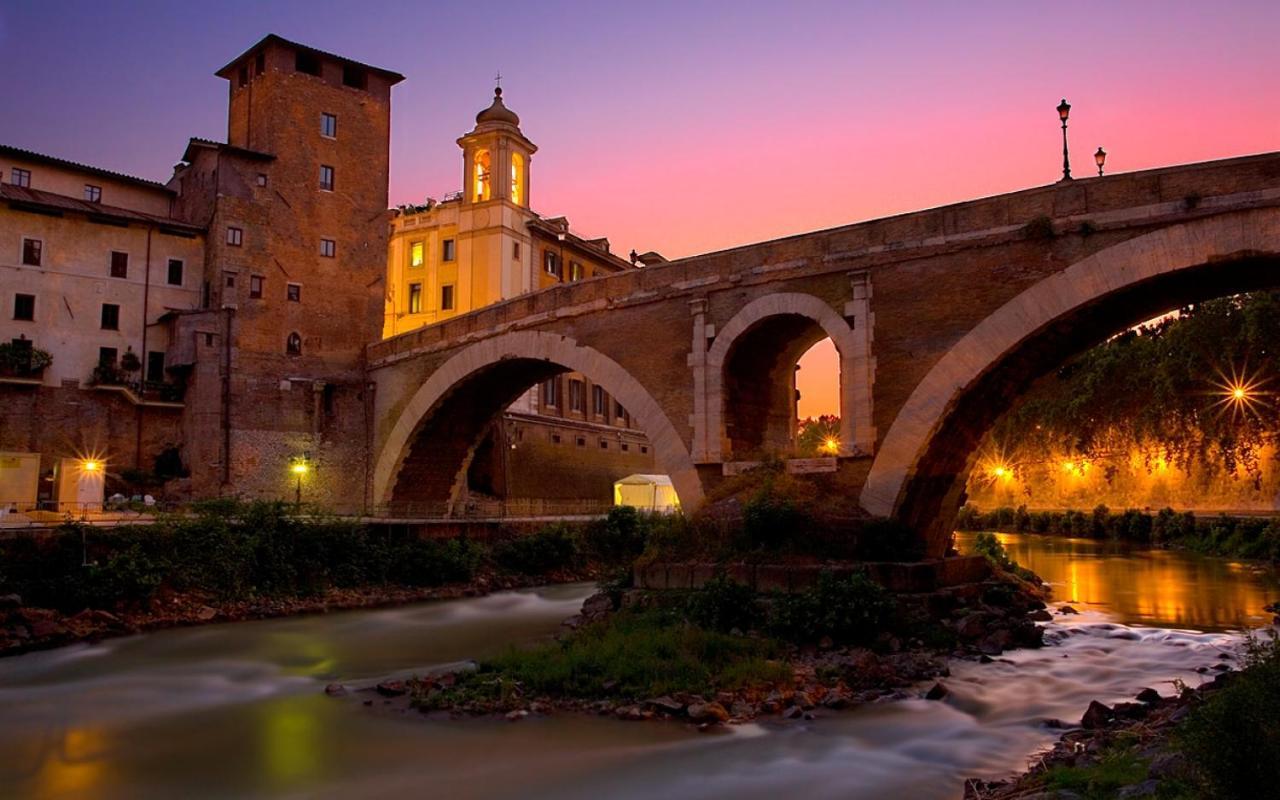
[
  {"x1": 854, "y1": 517, "x2": 925, "y2": 561},
  {"x1": 770, "y1": 570, "x2": 895, "y2": 645},
  {"x1": 741, "y1": 489, "x2": 809, "y2": 551},
  {"x1": 1178, "y1": 633, "x2": 1280, "y2": 798},
  {"x1": 392, "y1": 538, "x2": 483, "y2": 586},
  {"x1": 582, "y1": 506, "x2": 648, "y2": 565},
  {"x1": 685, "y1": 573, "x2": 762, "y2": 633},
  {"x1": 972, "y1": 532, "x2": 1010, "y2": 566},
  {"x1": 491, "y1": 525, "x2": 581, "y2": 575}
]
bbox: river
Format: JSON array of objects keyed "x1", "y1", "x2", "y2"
[{"x1": 2, "y1": 533, "x2": 1277, "y2": 799}]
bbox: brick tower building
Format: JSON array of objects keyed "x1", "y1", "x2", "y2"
[{"x1": 167, "y1": 36, "x2": 403, "y2": 506}]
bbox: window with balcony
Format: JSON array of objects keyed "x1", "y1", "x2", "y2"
[{"x1": 13, "y1": 294, "x2": 34, "y2": 321}]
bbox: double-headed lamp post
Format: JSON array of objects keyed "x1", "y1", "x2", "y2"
[
  {"x1": 1095, "y1": 146, "x2": 1107, "y2": 177},
  {"x1": 1057, "y1": 99, "x2": 1072, "y2": 181}
]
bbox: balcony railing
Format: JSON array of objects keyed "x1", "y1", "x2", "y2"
[{"x1": 90, "y1": 366, "x2": 186, "y2": 403}]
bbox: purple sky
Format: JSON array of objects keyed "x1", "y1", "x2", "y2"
[{"x1": 4, "y1": 1, "x2": 1277, "y2": 416}]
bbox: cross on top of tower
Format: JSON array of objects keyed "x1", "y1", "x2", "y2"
[{"x1": 495, "y1": 71, "x2": 502, "y2": 90}]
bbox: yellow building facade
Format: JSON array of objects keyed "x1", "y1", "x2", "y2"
[{"x1": 384, "y1": 88, "x2": 634, "y2": 337}]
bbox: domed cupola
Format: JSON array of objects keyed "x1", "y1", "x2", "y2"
[{"x1": 475, "y1": 87, "x2": 520, "y2": 128}]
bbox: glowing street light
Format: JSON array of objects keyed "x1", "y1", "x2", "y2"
[
  {"x1": 821, "y1": 436, "x2": 840, "y2": 455},
  {"x1": 81, "y1": 460, "x2": 100, "y2": 473},
  {"x1": 1094, "y1": 146, "x2": 1107, "y2": 177},
  {"x1": 290, "y1": 457, "x2": 310, "y2": 508}
]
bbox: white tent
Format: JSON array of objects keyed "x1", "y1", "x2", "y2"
[{"x1": 613, "y1": 474, "x2": 680, "y2": 513}]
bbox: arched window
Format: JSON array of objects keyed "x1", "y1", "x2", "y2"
[
  {"x1": 286, "y1": 332, "x2": 302, "y2": 356},
  {"x1": 511, "y1": 152, "x2": 524, "y2": 205},
  {"x1": 473, "y1": 150, "x2": 491, "y2": 202}
]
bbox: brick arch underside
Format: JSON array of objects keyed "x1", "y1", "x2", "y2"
[
  {"x1": 861, "y1": 211, "x2": 1280, "y2": 558},
  {"x1": 721, "y1": 315, "x2": 829, "y2": 457},
  {"x1": 374, "y1": 331, "x2": 704, "y2": 512},
  {"x1": 706, "y1": 293, "x2": 859, "y2": 460}
]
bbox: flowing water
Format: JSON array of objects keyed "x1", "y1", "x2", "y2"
[{"x1": 2, "y1": 534, "x2": 1277, "y2": 799}]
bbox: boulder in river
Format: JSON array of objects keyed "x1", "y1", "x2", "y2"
[
  {"x1": 687, "y1": 702, "x2": 729, "y2": 723},
  {"x1": 645, "y1": 696, "x2": 684, "y2": 714},
  {"x1": 1081, "y1": 700, "x2": 1113, "y2": 729},
  {"x1": 324, "y1": 683, "x2": 347, "y2": 696},
  {"x1": 375, "y1": 680, "x2": 408, "y2": 697},
  {"x1": 1135, "y1": 687, "x2": 1161, "y2": 703},
  {"x1": 924, "y1": 682, "x2": 949, "y2": 701}
]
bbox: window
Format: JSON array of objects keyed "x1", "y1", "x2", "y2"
[
  {"x1": 592, "y1": 385, "x2": 606, "y2": 416},
  {"x1": 640, "y1": 445, "x2": 649, "y2": 454},
  {"x1": 550, "y1": 433, "x2": 562, "y2": 444},
  {"x1": 320, "y1": 112, "x2": 337, "y2": 138},
  {"x1": 167, "y1": 259, "x2": 183, "y2": 286},
  {"x1": 472, "y1": 149, "x2": 491, "y2": 201},
  {"x1": 21, "y1": 238, "x2": 41, "y2": 267},
  {"x1": 319, "y1": 165, "x2": 334, "y2": 191},
  {"x1": 10, "y1": 338, "x2": 32, "y2": 370},
  {"x1": 13, "y1": 294, "x2": 34, "y2": 321},
  {"x1": 238, "y1": 66, "x2": 248, "y2": 87},
  {"x1": 407, "y1": 282, "x2": 422, "y2": 314},
  {"x1": 249, "y1": 275, "x2": 264, "y2": 299},
  {"x1": 513, "y1": 241, "x2": 521, "y2": 260},
  {"x1": 227, "y1": 227, "x2": 243, "y2": 246},
  {"x1": 543, "y1": 250, "x2": 559, "y2": 277},
  {"x1": 569, "y1": 261, "x2": 583, "y2": 281},
  {"x1": 615, "y1": 400, "x2": 626, "y2": 420},
  {"x1": 569, "y1": 379, "x2": 584, "y2": 412},
  {"x1": 542, "y1": 378, "x2": 560, "y2": 407},
  {"x1": 576, "y1": 436, "x2": 586, "y2": 448},
  {"x1": 286, "y1": 332, "x2": 302, "y2": 356},
  {"x1": 295, "y1": 50, "x2": 320, "y2": 76},
  {"x1": 320, "y1": 238, "x2": 336, "y2": 258},
  {"x1": 11, "y1": 168, "x2": 30, "y2": 188},
  {"x1": 224, "y1": 271, "x2": 237, "y2": 288},
  {"x1": 98, "y1": 347, "x2": 118, "y2": 367},
  {"x1": 410, "y1": 241, "x2": 424, "y2": 267},
  {"x1": 109, "y1": 251, "x2": 128, "y2": 279},
  {"x1": 599, "y1": 439, "x2": 609, "y2": 449},
  {"x1": 146, "y1": 351, "x2": 165, "y2": 382},
  {"x1": 84, "y1": 185, "x2": 101, "y2": 203},
  {"x1": 343, "y1": 65, "x2": 367, "y2": 89},
  {"x1": 256, "y1": 173, "x2": 268, "y2": 187},
  {"x1": 440, "y1": 284, "x2": 455, "y2": 311},
  {"x1": 255, "y1": 51, "x2": 265, "y2": 75},
  {"x1": 287, "y1": 283, "x2": 301, "y2": 302},
  {"x1": 100, "y1": 303, "x2": 120, "y2": 330},
  {"x1": 511, "y1": 152, "x2": 525, "y2": 205},
  {"x1": 442, "y1": 239, "x2": 455, "y2": 262},
  {"x1": 621, "y1": 442, "x2": 630, "y2": 452}
]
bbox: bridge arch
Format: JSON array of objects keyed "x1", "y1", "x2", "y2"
[
  {"x1": 861, "y1": 209, "x2": 1280, "y2": 556},
  {"x1": 706, "y1": 292, "x2": 860, "y2": 460},
  {"x1": 373, "y1": 330, "x2": 704, "y2": 512}
]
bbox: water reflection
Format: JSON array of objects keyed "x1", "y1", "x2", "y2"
[{"x1": 956, "y1": 531, "x2": 1280, "y2": 631}]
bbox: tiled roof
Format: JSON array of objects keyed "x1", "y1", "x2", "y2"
[
  {"x1": 215, "y1": 34, "x2": 405, "y2": 83},
  {"x1": 0, "y1": 143, "x2": 170, "y2": 190},
  {"x1": 0, "y1": 183, "x2": 202, "y2": 232}
]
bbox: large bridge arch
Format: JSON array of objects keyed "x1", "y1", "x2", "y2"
[
  {"x1": 862, "y1": 209, "x2": 1280, "y2": 556},
  {"x1": 705, "y1": 292, "x2": 863, "y2": 460},
  {"x1": 373, "y1": 330, "x2": 705, "y2": 512}
]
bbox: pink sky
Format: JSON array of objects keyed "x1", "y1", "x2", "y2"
[{"x1": 2, "y1": 1, "x2": 1277, "y2": 418}]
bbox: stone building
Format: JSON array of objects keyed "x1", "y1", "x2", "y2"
[
  {"x1": 384, "y1": 89, "x2": 657, "y2": 506},
  {"x1": 0, "y1": 35, "x2": 402, "y2": 509}
]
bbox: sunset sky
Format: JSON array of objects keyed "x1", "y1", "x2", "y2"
[{"x1": 2, "y1": 1, "x2": 1276, "y2": 417}]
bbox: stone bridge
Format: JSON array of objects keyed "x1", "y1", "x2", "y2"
[{"x1": 367, "y1": 152, "x2": 1280, "y2": 557}]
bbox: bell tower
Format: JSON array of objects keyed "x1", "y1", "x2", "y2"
[{"x1": 458, "y1": 87, "x2": 536, "y2": 207}]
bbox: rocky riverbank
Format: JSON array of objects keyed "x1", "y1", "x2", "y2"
[
  {"x1": 964, "y1": 653, "x2": 1244, "y2": 799},
  {"x1": 329, "y1": 564, "x2": 1055, "y2": 729},
  {"x1": 0, "y1": 569, "x2": 594, "y2": 658}
]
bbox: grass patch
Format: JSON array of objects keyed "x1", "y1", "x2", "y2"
[
  {"x1": 415, "y1": 609, "x2": 791, "y2": 707},
  {"x1": 1043, "y1": 741, "x2": 1149, "y2": 799}
]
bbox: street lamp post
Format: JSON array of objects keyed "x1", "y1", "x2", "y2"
[
  {"x1": 1095, "y1": 146, "x2": 1107, "y2": 177},
  {"x1": 290, "y1": 458, "x2": 309, "y2": 509},
  {"x1": 1057, "y1": 99, "x2": 1072, "y2": 181}
]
